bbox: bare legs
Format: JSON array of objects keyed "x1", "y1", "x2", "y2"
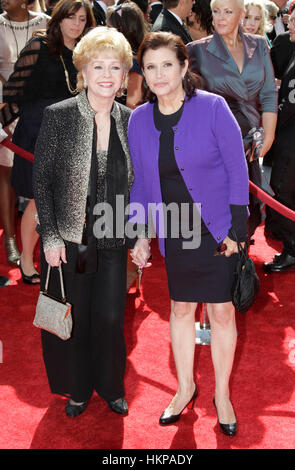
[
  {"x1": 206, "y1": 301, "x2": 237, "y2": 424},
  {"x1": 0, "y1": 168, "x2": 39, "y2": 279},
  {"x1": 19, "y1": 198, "x2": 40, "y2": 280},
  {"x1": 0, "y1": 165, "x2": 16, "y2": 237},
  {"x1": 164, "y1": 301, "x2": 197, "y2": 415},
  {"x1": 163, "y1": 300, "x2": 237, "y2": 424},
  {"x1": 0, "y1": 164, "x2": 20, "y2": 266}
]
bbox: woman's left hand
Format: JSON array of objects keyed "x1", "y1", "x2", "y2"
[
  {"x1": 259, "y1": 113, "x2": 277, "y2": 158},
  {"x1": 258, "y1": 139, "x2": 273, "y2": 159},
  {"x1": 130, "y1": 238, "x2": 152, "y2": 268},
  {"x1": 222, "y1": 236, "x2": 245, "y2": 257}
]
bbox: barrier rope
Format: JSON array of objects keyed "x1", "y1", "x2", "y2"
[
  {"x1": 1, "y1": 138, "x2": 34, "y2": 163},
  {"x1": 1, "y1": 138, "x2": 295, "y2": 222},
  {"x1": 249, "y1": 181, "x2": 295, "y2": 222}
]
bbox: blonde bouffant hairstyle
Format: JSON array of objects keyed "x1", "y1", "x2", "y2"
[{"x1": 73, "y1": 26, "x2": 133, "y2": 95}]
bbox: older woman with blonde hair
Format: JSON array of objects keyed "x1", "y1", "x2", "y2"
[
  {"x1": 188, "y1": 0, "x2": 277, "y2": 240},
  {"x1": 33, "y1": 26, "x2": 134, "y2": 418}
]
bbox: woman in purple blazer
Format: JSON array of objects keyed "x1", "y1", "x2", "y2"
[{"x1": 128, "y1": 32, "x2": 249, "y2": 436}]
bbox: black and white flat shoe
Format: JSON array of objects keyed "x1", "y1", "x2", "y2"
[{"x1": 65, "y1": 399, "x2": 88, "y2": 418}]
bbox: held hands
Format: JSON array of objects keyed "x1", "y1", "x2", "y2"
[
  {"x1": 131, "y1": 236, "x2": 244, "y2": 263},
  {"x1": 45, "y1": 246, "x2": 67, "y2": 267},
  {"x1": 130, "y1": 239, "x2": 152, "y2": 268}
]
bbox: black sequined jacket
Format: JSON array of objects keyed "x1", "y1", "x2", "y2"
[{"x1": 33, "y1": 89, "x2": 134, "y2": 251}]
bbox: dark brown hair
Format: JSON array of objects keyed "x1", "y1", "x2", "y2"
[
  {"x1": 107, "y1": 2, "x2": 148, "y2": 54},
  {"x1": 188, "y1": 0, "x2": 213, "y2": 35},
  {"x1": 46, "y1": 0, "x2": 96, "y2": 57},
  {"x1": 137, "y1": 31, "x2": 201, "y2": 103}
]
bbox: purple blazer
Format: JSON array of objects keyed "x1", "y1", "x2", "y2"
[{"x1": 128, "y1": 90, "x2": 249, "y2": 257}]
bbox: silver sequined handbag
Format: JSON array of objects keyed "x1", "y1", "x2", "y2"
[{"x1": 33, "y1": 264, "x2": 72, "y2": 340}]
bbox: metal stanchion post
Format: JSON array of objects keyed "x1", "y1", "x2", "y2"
[{"x1": 195, "y1": 303, "x2": 211, "y2": 345}]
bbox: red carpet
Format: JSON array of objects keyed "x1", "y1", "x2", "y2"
[{"x1": 0, "y1": 223, "x2": 295, "y2": 450}]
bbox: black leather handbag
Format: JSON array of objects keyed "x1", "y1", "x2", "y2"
[{"x1": 231, "y1": 238, "x2": 260, "y2": 314}]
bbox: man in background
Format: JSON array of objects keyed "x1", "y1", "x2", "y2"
[
  {"x1": 152, "y1": 0, "x2": 194, "y2": 44},
  {"x1": 92, "y1": 0, "x2": 115, "y2": 25},
  {"x1": 149, "y1": 0, "x2": 163, "y2": 23}
]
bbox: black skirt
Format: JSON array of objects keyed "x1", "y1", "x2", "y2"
[
  {"x1": 154, "y1": 101, "x2": 237, "y2": 303},
  {"x1": 164, "y1": 234, "x2": 238, "y2": 303},
  {"x1": 11, "y1": 98, "x2": 62, "y2": 199}
]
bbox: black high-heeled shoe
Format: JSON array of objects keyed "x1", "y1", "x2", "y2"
[
  {"x1": 213, "y1": 398, "x2": 237, "y2": 437},
  {"x1": 159, "y1": 386, "x2": 198, "y2": 426},
  {"x1": 65, "y1": 399, "x2": 88, "y2": 418},
  {"x1": 0, "y1": 276, "x2": 10, "y2": 288},
  {"x1": 107, "y1": 397, "x2": 129, "y2": 415},
  {"x1": 18, "y1": 260, "x2": 40, "y2": 285}
]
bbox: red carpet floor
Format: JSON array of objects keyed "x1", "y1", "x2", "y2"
[{"x1": 0, "y1": 223, "x2": 295, "y2": 450}]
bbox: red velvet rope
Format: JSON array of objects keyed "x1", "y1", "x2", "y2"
[
  {"x1": 249, "y1": 181, "x2": 295, "y2": 221},
  {"x1": 1, "y1": 138, "x2": 295, "y2": 222},
  {"x1": 1, "y1": 138, "x2": 34, "y2": 163}
]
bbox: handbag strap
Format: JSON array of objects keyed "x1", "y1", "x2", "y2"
[
  {"x1": 44, "y1": 264, "x2": 66, "y2": 303},
  {"x1": 230, "y1": 230, "x2": 248, "y2": 261}
]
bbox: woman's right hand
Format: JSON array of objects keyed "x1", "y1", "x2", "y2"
[{"x1": 44, "y1": 246, "x2": 67, "y2": 267}]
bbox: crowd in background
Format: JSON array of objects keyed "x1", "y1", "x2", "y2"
[{"x1": 0, "y1": 0, "x2": 295, "y2": 278}]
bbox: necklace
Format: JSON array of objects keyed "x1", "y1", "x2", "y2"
[
  {"x1": 96, "y1": 120, "x2": 109, "y2": 132},
  {"x1": 7, "y1": 12, "x2": 30, "y2": 58},
  {"x1": 60, "y1": 55, "x2": 78, "y2": 96},
  {"x1": 96, "y1": 116, "x2": 110, "y2": 151}
]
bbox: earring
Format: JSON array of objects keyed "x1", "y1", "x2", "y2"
[
  {"x1": 240, "y1": 19, "x2": 244, "y2": 26},
  {"x1": 116, "y1": 85, "x2": 126, "y2": 97},
  {"x1": 21, "y1": 3, "x2": 27, "y2": 8}
]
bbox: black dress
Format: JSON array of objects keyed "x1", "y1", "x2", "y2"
[
  {"x1": 154, "y1": 102, "x2": 239, "y2": 303},
  {"x1": 0, "y1": 36, "x2": 77, "y2": 199}
]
